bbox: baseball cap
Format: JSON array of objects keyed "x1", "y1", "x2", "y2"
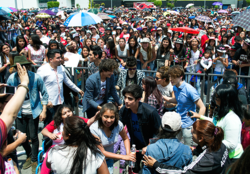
[
  {"x1": 141, "y1": 38, "x2": 150, "y2": 43},
  {"x1": 167, "y1": 23, "x2": 171, "y2": 27},
  {"x1": 60, "y1": 25, "x2": 65, "y2": 28},
  {"x1": 142, "y1": 26, "x2": 147, "y2": 30},
  {"x1": 161, "y1": 112, "x2": 182, "y2": 132},
  {"x1": 151, "y1": 28, "x2": 156, "y2": 32},
  {"x1": 90, "y1": 26, "x2": 97, "y2": 30},
  {"x1": 157, "y1": 27, "x2": 162, "y2": 31},
  {"x1": 175, "y1": 38, "x2": 183, "y2": 44},
  {"x1": 116, "y1": 26, "x2": 122, "y2": 30},
  {"x1": 73, "y1": 33, "x2": 79, "y2": 38},
  {"x1": 105, "y1": 27, "x2": 112, "y2": 31}
]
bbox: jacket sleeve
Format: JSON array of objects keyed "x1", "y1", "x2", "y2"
[
  {"x1": 117, "y1": 71, "x2": 123, "y2": 89},
  {"x1": 150, "y1": 109, "x2": 161, "y2": 137},
  {"x1": 110, "y1": 75, "x2": 122, "y2": 105},
  {"x1": 85, "y1": 78, "x2": 99, "y2": 109},
  {"x1": 37, "y1": 74, "x2": 49, "y2": 105}
]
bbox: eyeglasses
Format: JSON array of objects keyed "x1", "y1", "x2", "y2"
[
  {"x1": 155, "y1": 77, "x2": 161, "y2": 80},
  {"x1": 128, "y1": 68, "x2": 136, "y2": 71}
]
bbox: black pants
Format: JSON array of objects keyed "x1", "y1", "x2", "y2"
[
  {"x1": 16, "y1": 114, "x2": 39, "y2": 162},
  {"x1": 44, "y1": 105, "x2": 62, "y2": 127}
]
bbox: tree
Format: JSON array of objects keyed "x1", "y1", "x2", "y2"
[
  {"x1": 147, "y1": 0, "x2": 155, "y2": 2},
  {"x1": 101, "y1": 3, "x2": 105, "y2": 6},
  {"x1": 246, "y1": 0, "x2": 250, "y2": 5},
  {"x1": 154, "y1": 0, "x2": 162, "y2": 7},
  {"x1": 214, "y1": 5, "x2": 219, "y2": 9},
  {"x1": 76, "y1": 3, "x2": 80, "y2": 9},
  {"x1": 94, "y1": 4, "x2": 100, "y2": 8},
  {"x1": 47, "y1": 1, "x2": 60, "y2": 8}
]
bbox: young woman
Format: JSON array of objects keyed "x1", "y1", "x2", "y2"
[
  {"x1": 97, "y1": 38, "x2": 106, "y2": 51},
  {"x1": 115, "y1": 38, "x2": 128, "y2": 67},
  {"x1": 189, "y1": 19, "x2": 199, "y2": 29},
  {"x1": 83, "y1": 38, "x2": 92, "y2": 50},
  {"x1": 27, "y1": 35, "x2": 46, "y2": 65},
  {"x1": 156, "y1": 66, "x2": 176, "y2": 111},
  {"x1": 173, "y1": 38, "x2": 186, "y2": 66},
  {"x1": 139, "y1": 38, "x2": 156, "y2": 74},
  {"x1": 156, "y1": 28, "x2": 165, "y2": 45},
  {"x1": 192, "y1": 84, "x2": 243, "y2": 163},
  {"x1": 207, "y1": 37, "x2": 217, "y2": 56},
  {"x1": 142, "y1": 76, "x2": 164, "y2": 117},
  {"x1": 46, "y1": 116, "x2": 108, "y2": 174},
  {"x1": 90, "y1": 103, "x2": 135, "y2": 174},
  {"x1": 143, "y1": 119, "x2": 231, "y2": 174},
  {"x1": 44, "y1": 40, "x2": 60, "y2": 63},
  {"x1": 220, "y1": 34, "x2": 229, "y2": 46},
  {"x1": 81, "y1": 46, "x2": 90, "y2": 66},
  {"x1": 12, "y1": 35, "x2": 28, "y2": 56},
  {"x1": 91, "y1": 27, "x2": 100, "y2": 43},
  {"x1": 105, "y1": 39, "x2": 116, "y2": 59},
  {"x1": 127, "y1": 36, "x2": 140, "y2": 68},
  {"x1": 156, "y1": 37, "x2": 174, "y2": 68},
  {"x1": 0, "y1": 43, "x2": 11, "y2": 83}
]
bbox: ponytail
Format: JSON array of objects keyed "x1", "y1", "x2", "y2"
[{"x1": 193, "y1": 120, "x2": 224, "y2": 152}]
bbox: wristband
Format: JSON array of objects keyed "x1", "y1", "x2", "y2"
[
  {"x1": 17, "y1": 84, "x2": 29, "y2": 93},
  {"x1": 4, "y1": 64, "x2": 7, "y2": 68}
]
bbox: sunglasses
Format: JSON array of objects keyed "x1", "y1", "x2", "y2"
[
  {"x1": 155, "y1": 77, "x2": 161, "y2": 80},
  {"x1": 128, "y1": 68, "x2": 136, "y2": 71}
]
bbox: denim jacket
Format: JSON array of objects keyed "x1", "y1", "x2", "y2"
[
  {"x1": 7, "y1": 71, "x2": 49, "y2": 119},
  {"x1": 82, "y1": 72, "x2": 122, "y2": 113},
  {"x1": 142, "y1": 138, "x2": 193, "y2": 174}
]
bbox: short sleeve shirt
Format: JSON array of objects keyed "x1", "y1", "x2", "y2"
[
  {"x1": 90, "y1": 120, "x2": 124, "y2": 156},
  {"x1": 173, "y1": 81, "x2": 200, "y2": 128}
]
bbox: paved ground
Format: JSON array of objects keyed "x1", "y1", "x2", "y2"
[{"x1": 16, "y1": 121, "x2": 121, "y2": 174}]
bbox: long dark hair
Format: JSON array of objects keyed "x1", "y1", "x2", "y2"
[
  {"x1": 142, "y1": 76, "x2": 162, "y2": 105},
  {"x1": 48, "y1": 40, "x2": 59, "y2": 52},
  {"x1": 56, "y1": 116, "x2": 102, "y2": 174},
  {"x1": 128, "y1": 36, "x2": 139, "y2": 56},
  {"x1": 81, "y1": 46, "x2": 90, "y2": 58},
  {"x1": 30, "y1": 34, "x2": 43, "y2": 50},
  {"x1": 53, "y1": 105, "x2": 73, "y2": 130},
  {"x1": 107, "y1": 39, "x2": 115, "y2": 56},
  {"x1": 160, "y1": 37, "x2": 172, "y2": 54},
  {"x1": 215, "y1": 84, "x2": 243, "y2": 120},
  {"x1": 0, "y1": 43, "x2": 10, "y2": 64},
  {"x1": 16, "y1": 35, "x2": 27, "y2": 53},
  {"x1": 174, "y1": 42, "x2": 185, "y2": 58},
  {"x1": 193, "y1": 120, "x2": 224, "y2": 152}
]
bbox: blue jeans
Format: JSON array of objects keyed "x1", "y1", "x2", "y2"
[
  {"x1": 106, "y1": 159, "x2": 114, "y2": 174},
  {"x1": 142, "y1": 61, "x2": 155, "y2": 76},
  {"x1": 137, "y1": 60, "x2": 141, "y2": 70}
]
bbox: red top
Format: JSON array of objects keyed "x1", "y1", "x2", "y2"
[{"x1": 45, "y1": 117, "x2": 89, "y2": 133}]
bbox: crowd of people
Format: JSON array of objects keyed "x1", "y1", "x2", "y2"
[{"x1": 0, "y1": 4, "x2": 250, "y2": 174}]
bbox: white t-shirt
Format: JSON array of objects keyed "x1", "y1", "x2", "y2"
[
  {"x1": 52, "y1": 123, "x2": 64, "y2": 145},
  {"x1": 157, "y1": 83, "x2": 173, "y2": 97},
  {"x1": 214, "y1": 54, "x2": 228, "y2": 73},
  {"x1": 96, "y1": 80, "x2": 106, "y2": 105},
  {"x1": 47, "y1": 145, "x2": 104, "y2": 174},
  {"x1": 187, "y1": 50, "x2": 201, "y2": 72},
  {"x1": 91, "y1": 34, "x2": 100, "y2": 43},
  {"x1": 116, "y1": 44, "x2": 128, "y2": 58},
  {"x1": 19, "y1": 78, "x2": 32, "y2": 115},
  {"x1": 0, "y1": 55, "x2": 10, "y2": 67}
]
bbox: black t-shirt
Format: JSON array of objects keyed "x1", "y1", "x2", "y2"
[
  {"x1": 126, "y1": 71, "x2": 137, "y2": 86},
  {"x1": 233, "y1": 48, "x2": 250, "y2": 73}
]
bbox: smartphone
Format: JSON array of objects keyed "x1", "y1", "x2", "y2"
[
  {"x1": 188, "y1": 110, "x2": 193, "y2": 116},
  {"x1": 0, "y1": 86, "x2": 17, "y2": 94}
]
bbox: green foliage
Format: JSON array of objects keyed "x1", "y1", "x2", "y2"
[
  {"x1": 214, "y1": 5, "x2": 218, "y2": 8},
  {"x1": 154, "y1": 0, "x2": 162, "y2": 7},
  {"x1": 47, "y1": 1, "x2": 59, "y2": 8},
  {"x1": 76, "y1": 3, "x2": 80, "y2": 8},
  {"x1": 147, "y1": 0, "x2": 156, "y2": 2},
  {"x1": 94, "y1": 4, "x2": 100, "y2": 8},
  {"x1": 246, "y1": 0, "x2": 250, "y2": 5},
  {"x1": 114, "y1": 5, "x2": 116, "y2": 8},
  {"x1": 89, "y1": 0, "x2": 94, "y2": 8},
  {"x1": 166, "y1": 2, "x2": 174, "y2": 8},
  {"x1": 101, "y1": 3, "x2": 105, "y2": 6}
]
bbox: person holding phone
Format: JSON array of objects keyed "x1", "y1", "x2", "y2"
[{"x1": 7, "y1": 56, "x2": 49, "y2": 173}]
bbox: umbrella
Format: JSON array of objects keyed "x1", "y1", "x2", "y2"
[
  {"x1": 0, "y1": 15, "x2": 11, "y2": 21},
  {"x1": 142, "y1": 8, "x2": 151, "y2": 12},
  {"x1": 218, "y1": 10, "x2": 228, "y2": 13},
  {"x1": 231, "y1": 11, "x2": 240, "y2": 15},
  {"x1": 189, "y1": 16, "x2": 196, "y2": 19},
  {"x1": 104, "y1": 10, "x2": 114, "y2": 14},
  {"x1": 163, "y1": 12, "x2": 170, "y2": 16},
  {"x1": 144, "y1": 16, "x2": 155, "y2": 20},
  {"x1": 212, "y1": 2, "x2": 223, "y2": 5},
  {"x1": 30, "y1": 10, "x2": 39, "y2": 13},
  {"x1": 49, "y1": 7, "x2": 59, "y2": 13},
  {"x1": 9, "y1": 7, "x2": 17, "y2": 12},
  {"x1": 97, "y1": 13, "x2": 112, "y2": 20},
  {"x1": 129, "y1": 8, "x2": 136, "y2": 10},
  {"x1": 170, "y1": 27, "x2": 200, "y2": 34},
  {"x1": 0, "y1": 9, "x2": 9, "y2": 16},
  {"x1": 131, "y1": 17, "x2": 143, "y2": 22},
  {"x1": 115, "y1": 9, "x2": 123, "y2": 13},
  {"x1": 186, "y1": 3, "x2": 194, "y2": 8},
  {"x1": 38, "y1": 10, "x2": 56, "y2": 16},
  {"x1": 232, "y1": 9, "x2": 250, "y2": 30},
  {"x1": 0, "y1": 7, "x2": 12, "y2": 13},
  {"x1": 21, "y1": 10, "x2": 27, "y2": 12},
  {"x1": 108, "y1": 15, "x2": 116, "y2": 19},
  {"x1": 195, "y1": 15, "x2": 212, "y2": 22},
  {"x1": 88, "y1": 8, "x2": 101, "y2": 14},
  {"x1": 64, "y1": 12, "x2": 102, "y2": 27},
  {"x1": 36, "y1": 13, "x2": 51, "y2": 18},
  {"x1": 217, "y1": 16, "x2": 223, "y2": 19},
  {"x1": 168, "y1": 10, "x2": 179, "y2": 15},
  {"x1": 27, "y1": 13, "x2": 34, "y2": 16}
]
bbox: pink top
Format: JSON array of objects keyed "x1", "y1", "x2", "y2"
[{"x1": 28, "y1": 45, "x2": 45, "y2": 64}]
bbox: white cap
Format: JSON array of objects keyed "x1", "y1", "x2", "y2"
[
  {"x1": 161, "y1": 112, "x2": 182, "y2": 132},
  {"x1": 133, "y1": 28, "x2": 137, "y2": 32},
  {"x1": 141, "y1": 37, "x2": 150, "y2": 43},
  {"x1": 86, "y1": 30, "x2": 92, "y2": 34},
  {"x1": 123, "y1": 22, "x2": 128, "y2": 25},
  {"x1": 73, "y1": 33, "x2": 79, "y2": 38},
  {"x1": 90, "y1": 26, "x2": 97, "y2": 30}
]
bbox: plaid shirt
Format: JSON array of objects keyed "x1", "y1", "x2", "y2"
[{"x1": 147, "y1": 94, "x2": 164, "y2": 117}]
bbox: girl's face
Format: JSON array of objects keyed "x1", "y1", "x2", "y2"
[
  {"x1": 101, "y1": 110, "x2": 116, "y2": 128},
  {"x1": 155, "y1": 72, "x2": 164, "y2": 85},
  {"x1": 66, "y1": 37, "x2": 71, "y2": 43},
  {"x1": 25, "y1": 30, "x2": 30, "y2": 35},
  {"x1": 48, "y1": 31, "x2": 51, "y2": 35},
  {"x1": 53, "y1": 33, "x2": 58, "y2": 38},
  {"x1": 223, "y1": 37, "x2": 227, "y2": 42},
  {"x1": 101, "y1": 51, "x2": 106, "y2": 59},
  {"x1": 86, "y1": 39, "x2": 92, "y2": 46},
  {"x1": 162, "y1": 40, "x2": 169, "y2": 48},
  {"x1": 142, "y1": 42, "x2": 149, "y2": 49},
  {"x1": 2, "y1": 45, "x2": 10, "y2": 55},
  {"x1": 191, "y1": 39, "x2": 198, "y2": 47},
  {"x1": 242, "y1": 42, "x2": 248, "y2": 50},
  {"x1": 61, "y1": 107, "x2": 73, "y2": 122},
  {"x1": 18, "y1": 39, "x2": 25, "y2": 48},
  {"x1": 157, "y1": 30, "x2": 162, "y2": 35},
  {"x1": 72, "y1": 42, "x2": 77, "y2": 49},
  {"x1": 175, "y1": 43, "x2": 180, "y2": 49},
  {"x1": 116, "y1": 29, "x2": 121, "y2": 34},
  {"x1": 129, "y1": 38, "x2": 135, "y2": 47},
  {"x1": 209, "y1": 40, "x2": 215, "y2": 46},
  {"x1": 98, "y1": 40, "x2": 104, "y2": 47},
  {"x1": 119, "y1": 39, "x2": 125, "y2": 47},
  {"x1": 217, "y1": 51, "x2": 223, "y2": 56},
  {"x1": 215, "y1": 94, "x2": 221, "y2": 106},
  {"x1": 204, "y1": 52, "x2": 210, "y2": 58},
  {"x1": 134, "y1": 32, "x2": 138, "y2": 37},
  {"x1": 50, "y1": 43, "x2": 58, "y2": 49},
  {"x1": 82, "y1": 48, "x2": 89, "y2": 57}
]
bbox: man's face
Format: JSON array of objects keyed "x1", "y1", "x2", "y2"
[
  {"x1": 169, "y1": 75, "x2": 182, "y2": 86},
  {"x1": 89, "y1": 50, "x2": 98, "y2": 62},
  {"x1": 124, "y1": 93, "x2": 139, "y2": 110},
  {"x1": 50, "y1": 53, "x2": 62, "y2": 66},
  {"x1": 36, "y1": 30, "x2": 42, "y2": 37},
  {"x1": 102, "y1": 69, "x2": 114, "y2": 78}
]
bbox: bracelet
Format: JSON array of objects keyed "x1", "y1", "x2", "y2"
[
  {"x1": 4, "y1": 64, "x2": 7, "y2": 68},
  {"x1": 17, "y1": 84, "x2": 29, "y2": 93}
]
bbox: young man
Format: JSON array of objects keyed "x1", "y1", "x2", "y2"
[
  {"x1": 163, "y1": 65, "x2": 206, "y2": 146},
  {"x1": 7, "y1": 55, "x2": 49, "y2": 173},
  {"x1": 88, "y1": 45, "x2": 102, "y2": 76},
  {"x1": 119, "y1": 84, "x2": 161, "y2": 173},
  {"x1": 82, "y1": 58, "x2": 122, "y2": 118},
  {"x1": 37, "y1": 49, "x2": 84, "y2": 126},
  {"x1": 116, "y1": 56, "x2": 145, "y2": 101}
]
